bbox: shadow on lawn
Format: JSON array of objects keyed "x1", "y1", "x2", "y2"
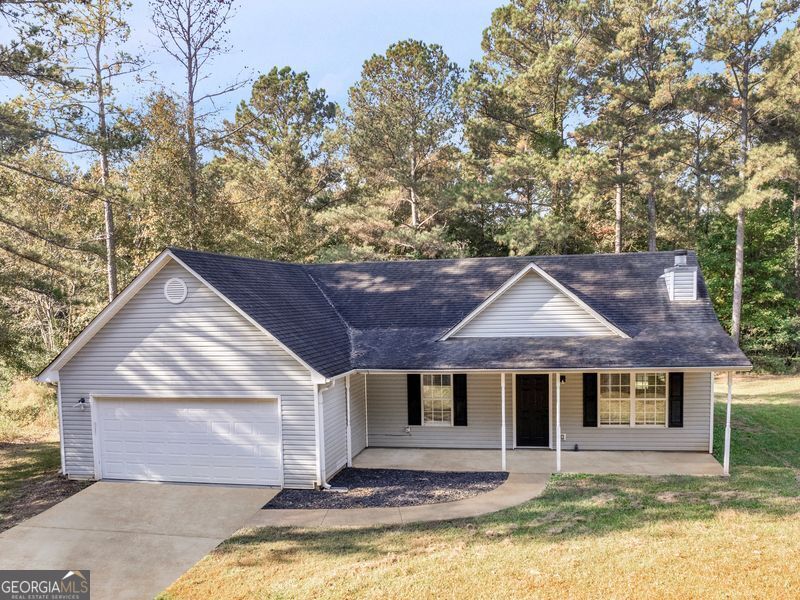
[
  {"x1": 215, "y1": 394, "x2": 800, "y2": 559},
  {"x1": 217, "y1": 466, "x2": 799, "y2": 562},
  {"x1": 0, "y1": 442, "x2": 61, "y2": 492}
]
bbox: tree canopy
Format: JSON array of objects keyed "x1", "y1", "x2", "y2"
[{"x1": 2, "y1": 0, "x2": 800, "y2": 382}]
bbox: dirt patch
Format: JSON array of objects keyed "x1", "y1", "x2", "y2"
[
  {"x1": 265, "y1": 468, "x2": 508, "y2": 509},
  {"x1": 656, "y1": 491, "x2": 683, "y2": 504},
  {"x1": 588, "y1": 492, "x2": 617, "y2": 507},
  {"x1": 0, "y1": 473, "x2": 91, "y2": 532}
]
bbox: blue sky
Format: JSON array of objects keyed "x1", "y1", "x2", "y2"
[{"x1": 123, "y1": 0, "x2": 499, "y2": 110}]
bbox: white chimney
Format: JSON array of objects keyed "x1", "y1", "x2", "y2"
[{"x1": 664, "y1": 250, "x2": 697, "y2": 301}]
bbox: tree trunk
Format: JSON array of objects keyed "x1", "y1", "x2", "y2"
[
  {"x1": 647, "y1": 189, "x2": 657, "y2": 252},
  {"x1": 409, "y1": 187, "x2": 419, "y2": 228},
  {"x1": 95, "y1": 27, "x2": 117, "y2": 301},
  {"x1": 731, "y1": 66, "x2": 750, "y2": 344},
  {"x1": 731, "y1": 207, "x2": 745, "y2": 342},
  {"x1": 793, "y1": 190, "x2": 800, "y2": 305},
  {"x1": 614, "y1": 139, "x2": 624, "y2": 253},
  {"x1": 409, "y1": 157, "x2": 419, "y2": 228},
  {"x1": 185, "y1": 17, "x2": 199, "y2": 249}
]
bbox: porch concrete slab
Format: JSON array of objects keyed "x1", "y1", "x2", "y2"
[
  {"x1": 0, "y1": 481, "x2": 276, "y2": 600},
  {"x1": 354, "y1": 448, "x2": 724, "y2": 476}
]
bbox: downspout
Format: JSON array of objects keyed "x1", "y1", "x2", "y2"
[{"x1": 312, "y1": 382, "x2": 325, "y2": 488}]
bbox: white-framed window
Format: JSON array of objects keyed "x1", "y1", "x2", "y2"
[
  {"x1": 422, "y1": 374, "x2": 453, "y2": 426},
  {"x1": 598, "y1": 372, "x2": 668, "y2": 427},
  {"x1": 634, "y1": 372, "x2": 667, "y2": 426}
]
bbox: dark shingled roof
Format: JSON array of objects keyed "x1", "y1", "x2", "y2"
[{"x1": 171, "y1": 248, "x2": 751, "y2": 378}]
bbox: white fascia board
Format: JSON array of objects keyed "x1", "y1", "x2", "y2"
[
  {"x1": 37, "y1": 249, "x2": 327, "y2": 384},
  {"x1": 36, "y1": 249, "x2": 175, "y2": 382},
  {"x1": 440, "y1": 262, "x2": 629, "y2": 340}
]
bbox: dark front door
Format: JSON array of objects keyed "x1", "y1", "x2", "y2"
[{"x1": 516, "y1": 374, "x2": 549, "y2": 447}]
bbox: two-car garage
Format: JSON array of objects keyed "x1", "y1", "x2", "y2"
[{"x1": 92, "y1": 398, "x2": 282, "y2": 486}]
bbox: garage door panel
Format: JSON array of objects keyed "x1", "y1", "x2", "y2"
[{"x1": 96, "y1": 398, "x2": 281, "y2": 485}]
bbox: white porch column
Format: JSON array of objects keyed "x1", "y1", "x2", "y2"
[
  {"x1": 345, "y1": 374, "x2": 352, "y2": 467},
  {"x1": 500, "y1": 372, "x2": 507, "y2": 471},
  {"x1": 709, "y1": 371, "x2": 715, "y2": 454},
  {"x1": 556, "y1": 372, "x2": 562, "y2": 473},
  {"x1": 723, "y1": 371, "x2": 733, "y2": 475}
]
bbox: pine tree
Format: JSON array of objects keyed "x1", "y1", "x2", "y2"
[
  {"x1": 701, "y1": 0, "x2": 800, "y2": 342},
  {"x1": 217, "y1": 67, "x2": 339, "y2": 261},
  {"x1": 320, "y1": 40, "x2": 464, "y2": 259}
]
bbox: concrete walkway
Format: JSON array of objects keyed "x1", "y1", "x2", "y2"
[
  {"x1": 245, "y1": 472, "x2": 549, "y2": 529},
  {"x1": 353, "y1": 448, "x2": 725, "y2": 476},
  {"x1": 0, "y1": 481, "x2": 277, "y2": 600}
]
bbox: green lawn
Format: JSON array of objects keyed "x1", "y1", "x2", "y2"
[
  {"x1": 0, "y1": 442, "x2": 90, "y2": 532},
  {"x1": 160, "y1": 375, "x2": 800, "y2": 600}
]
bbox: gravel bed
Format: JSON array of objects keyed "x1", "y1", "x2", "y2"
[{"x1": 264, "y1": 468, "x2": 508, "y2": 509}]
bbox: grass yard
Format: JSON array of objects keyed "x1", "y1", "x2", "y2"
[{"x1": 160, "y1": 375, "x2": 800, "y2": 600}]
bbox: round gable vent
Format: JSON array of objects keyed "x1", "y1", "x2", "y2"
[{"x1": 164, "y1": 277, "x2": 188, "y2": 304}]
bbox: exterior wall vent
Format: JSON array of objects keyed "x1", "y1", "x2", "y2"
[
  {"x1": 164, "y1": 277, "x2": 188, "y2": 304},
  {"x1": 663, "y1": 250, "x2": 697, "y2": 301}
]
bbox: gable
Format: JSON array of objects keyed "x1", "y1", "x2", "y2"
[
  {"x1": 39, "y1": 251, "x2": 324, "y2": 382},
  {"x1": 451, "y1": 268, "x2": 619, "y2": 338},
  {"x1": 61, "y1": 260, "x2": 310, "y2": 394}
]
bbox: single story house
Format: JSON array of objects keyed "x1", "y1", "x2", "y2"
[{"x1": 38, "y1": 248, "x2": 751, "y2": 488}]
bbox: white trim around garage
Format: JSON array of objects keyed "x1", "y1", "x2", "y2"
[{"x1": 89, "y1": 393, "x2": 284, "y2": 486}]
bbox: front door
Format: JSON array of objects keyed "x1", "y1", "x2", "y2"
[{"x1": 516, "y1": 374, "x2": 549, "y2": 447}]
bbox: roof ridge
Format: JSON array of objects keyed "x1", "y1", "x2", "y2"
[{"x1": 169, "y1": 246, "x2": 695, "y2": 269}]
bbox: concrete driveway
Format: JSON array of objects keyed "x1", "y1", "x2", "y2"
[{"x1": 0, "y1": 481, "x2": 277, "y2": 600}]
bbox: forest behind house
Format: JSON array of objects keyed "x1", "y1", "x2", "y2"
[{"x1": 2, "y1": 0, "x2": 800, "y2": 403}]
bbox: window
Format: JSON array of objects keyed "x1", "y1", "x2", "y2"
[
  {"x1": 635, "y1": 372, "x2": 667, "y2": 425},
  {"x1": 422, "y1": 374, "x2": 453, "y2": 426},
  {"x1": 599, "y1": 373, "x2": 631, "y2": 425},
  {"x1": 598, "y1": 372, "x2": 667, "y2": 426}
]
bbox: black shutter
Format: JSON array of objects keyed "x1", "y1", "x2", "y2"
[
  {"x1": 407, "y1": 374, "x2": 421, "y2": 426},
  {"x1": 583, "y1": 373, "x2": 598, "y2": 427},
  {"x1": 668, "y1": 372, "x2": 684, "y2": 428},
  {"x1": 453, "y1": 374, "x2": 468, "y2": 426}
]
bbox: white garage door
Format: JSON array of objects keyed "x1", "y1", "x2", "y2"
[{"x1": 94, "y1": 398, "x2": 281, "y2": 485}]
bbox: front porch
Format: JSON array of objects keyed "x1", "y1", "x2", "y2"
[{"x1": 352, "y1": 448, "x2": 725, "y2": 476}]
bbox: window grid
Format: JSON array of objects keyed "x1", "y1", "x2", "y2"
[
  {"x1": 598, "y1": 372, "x2": 668, "y2": 427},
  {"x1": 422, "y1": 374, "x2": 453, "y2": 426},
  {"x1": 635, "y1": 373, "x2": 667, "y2": 425}
]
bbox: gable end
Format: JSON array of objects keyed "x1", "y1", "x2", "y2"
[{"x1": 443, "y1": 263, "x2": 626, "y2": 339}]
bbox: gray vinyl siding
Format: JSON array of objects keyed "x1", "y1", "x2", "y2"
[
  {"x1": 365, "y1": 371, "x2": 712, "y2": 452},
  {"x1": 349, "y1": 373, "x2": 367, "y2": 458},
  {"x1": 58, "y1": 260, "x2": 318, "y2": 488},
  {"x1": 557, "y1": 371, "x2": 712, "y2": 451},
  {"x1": 322, "y1": 379, "x2": 347, "y2": 479},
  {"x1": 455, "y1": 271, "x2": 614, "y2": 337},
  {"x1": 366, "y1": 373, "x2": 513, "y2": 448}
]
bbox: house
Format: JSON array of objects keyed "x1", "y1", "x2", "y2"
[{"x1": 38, "y1": 248, "x2": 751, "y2": 488}]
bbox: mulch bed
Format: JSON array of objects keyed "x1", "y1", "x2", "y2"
[{"x1": 265, "y1": 468, "x2": 508, "y2": 509}]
